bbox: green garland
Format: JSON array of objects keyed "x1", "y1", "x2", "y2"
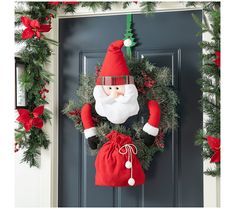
[
  {"x1": 63, "y1": 58, "x2": 178, "y2": 170},
  {"x1": 187, "y1": 2, "x2": 220, "y2": 176},
  {"x1": 14, "y1": 2, "x2": 159, "y2": 167}
]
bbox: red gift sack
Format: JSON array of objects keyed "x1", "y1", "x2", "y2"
[{"x1": 95, "y1": 130, "x2": 145, "y2": 187}]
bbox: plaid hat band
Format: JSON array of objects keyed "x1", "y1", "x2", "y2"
[{"x1": 96, "y1": 76, "x2": 134, "y2": 85}]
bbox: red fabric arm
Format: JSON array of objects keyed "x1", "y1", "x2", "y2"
[
  {"x1": 81, "y1": 103, "x2": 95, "y2": 129},
  {"x1": 147, "y1": 100, "x2": 161, "y2": 127}
]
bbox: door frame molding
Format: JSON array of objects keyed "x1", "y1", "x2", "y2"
[{"x1": 44, "y1": 2, "x2": 219, "y2": 207}]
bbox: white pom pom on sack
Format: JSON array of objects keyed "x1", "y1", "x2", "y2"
[
  {"x1": 125, "y1": 161, "x2": 132, "y2": 169},
  {"x1": 124, "y1": 39, "x2": 132, "y2": 47},
  {"x1": 128, "y1": 178, "x2": 135, "y2": 186}
]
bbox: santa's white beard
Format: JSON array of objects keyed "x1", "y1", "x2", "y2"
[{"x1": 93, "y1": 84, "x2": 140, "y2": 124}]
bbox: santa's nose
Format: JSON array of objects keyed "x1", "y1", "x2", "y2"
[{"x1": 110, "y1": 89, "x2": 118, "y2": 98}]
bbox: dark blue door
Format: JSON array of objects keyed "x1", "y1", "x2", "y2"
[{"x1": 59, "y1": 10, "x2": 203, "y2": 207}]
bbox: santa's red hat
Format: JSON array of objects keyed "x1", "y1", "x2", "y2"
[{"x1": 96, "y1": 40, "x2": 134, "y2": 85}]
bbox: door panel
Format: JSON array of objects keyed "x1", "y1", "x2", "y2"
[
  {"x1": 59, "y1": 11, "x2": 202, "y2": 207},
  {"x1": 136, "y1": 49, "x2": 180, "y2": 86}
]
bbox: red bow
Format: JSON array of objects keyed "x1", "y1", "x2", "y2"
[
  {"x1": 68, "y1": 108, "x2": 81, "y2": 116},
  {"x1": 213, "y1": 51, "x2": 220, "y2": 67},
  {"x1": 207, "y1": 136, "x2": 220, "y2": 163},
  {"x1": 21, "y1": 16, "x2": 51, "y2": 39},
  {"x1": 16, "y1": 106, "x2": 44, "y2": 132},
  {"x1": 142, "y1": 72, "x2": 156, "y2": 88}
]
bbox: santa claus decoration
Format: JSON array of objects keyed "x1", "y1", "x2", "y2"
[{"x1": 80, "y1": 40, "x2": 161, "y2": 187}]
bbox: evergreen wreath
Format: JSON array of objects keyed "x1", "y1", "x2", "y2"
[{"x1": 63, "y1": 58, "x2": 178, "y2": 170}]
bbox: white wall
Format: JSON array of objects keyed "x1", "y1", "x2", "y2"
[
  {"x1": 15, "y1": 2, "x2": 220, "y2": 207},
  {"x1": 15, "y1": 151, "x2": 42, "y2": 207}
]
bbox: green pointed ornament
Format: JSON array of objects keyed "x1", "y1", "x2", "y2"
[{"x1": 124, "y1": 14, "x2": 136, "y2": 59}]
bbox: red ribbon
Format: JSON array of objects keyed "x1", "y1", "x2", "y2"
[
  {"x1": 213, "y1": 51, "x2": 220, "y2": 68},
  {"x1": 16, "y1": 106, "x2": 44, "y2": 132},
  {"x1": 21, "y1": 16, "x2": 51, "y2": 39},
  {"x1": 207, "y1": 136, "x2": 220, "y2": 163}
]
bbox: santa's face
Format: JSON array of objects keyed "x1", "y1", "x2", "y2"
[{"x1": 93, "y1": 84, "x2": 139, "y2": 124}]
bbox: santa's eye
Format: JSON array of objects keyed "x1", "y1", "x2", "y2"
[
  {"x1": 116, "y1": 87, "x2": 119, "y2": 90},
  {"x1": 109, "y1": 87, "x2": 112, "y2": 90}
]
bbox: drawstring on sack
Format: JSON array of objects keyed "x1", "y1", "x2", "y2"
[{"x1": 118, "y1": 144, "x2": 138, "y2": 186}]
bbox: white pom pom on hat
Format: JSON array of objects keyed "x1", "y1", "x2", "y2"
[{"x1": 124, "y1": 38, "x2": 132, "y2": 47}]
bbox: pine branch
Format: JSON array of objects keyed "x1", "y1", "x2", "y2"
[
  {"x1": 81, "y1": 2, "x2": 112, "y2": 12},
  {"x1": 62, "y1": 5, "x2": 75, "y2": 13},
  {"x1": 192, "y1": 13, "x2": 213, "y2": 35},
  {"x1": 123, "y1": 2, "x2": 131, "y2": 9},
  {"x1": 140, "y1": 2, "x2": 157, "y2": 14}
]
